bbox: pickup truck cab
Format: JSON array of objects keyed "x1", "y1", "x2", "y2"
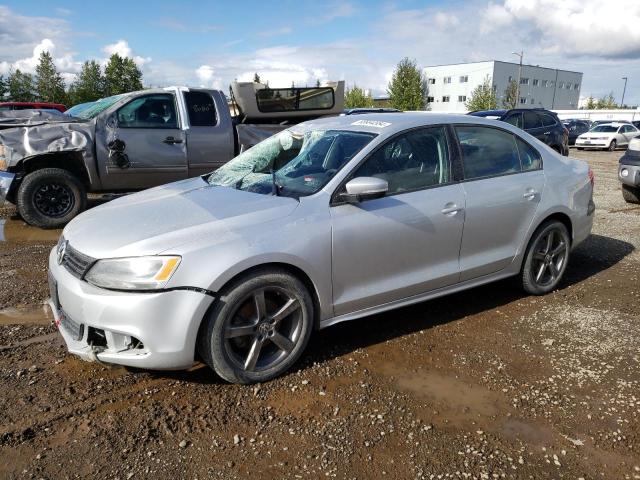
[{"x1": 0, "y1": 83, "x2": 345, "y2": 228}]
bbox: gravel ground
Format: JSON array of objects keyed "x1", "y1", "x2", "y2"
[{"x1": 0, "y1": 149, "x2": 638, "y2": 479}]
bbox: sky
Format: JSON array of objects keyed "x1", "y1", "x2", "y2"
[{"x1": 1, "y1": 0, "x2": 639, "y2": 105}]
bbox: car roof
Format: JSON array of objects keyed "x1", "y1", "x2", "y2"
[
  {"x1": 292, "y1": 111, "x2": 521, "y2": 136},
  {"x1": 469, "y1": 109, "x2": 507, "y2": 117}
]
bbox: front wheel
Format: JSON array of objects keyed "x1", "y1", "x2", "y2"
[
  {"x1": 520, "y1": 221, "x2": 571, "y2": 295},
  {"x1": 198, "y1": 268, "x2": 314, "y2": 384},
  {"x1": 16, "y1": 168, "x2": 87, "y2": 229},
  {"x1": 622, "y1": 184, "x2": 640, "y2": 204},
  {"x1": 608, "y1": 140, "x2": 617, "y2": 151}
]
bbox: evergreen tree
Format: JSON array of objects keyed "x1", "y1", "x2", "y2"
[
  {"x1": 69, "y1": 60, "x2": 106, "y2": 104},
  {"x1": 315, "y1": 79, "x2": 321, "y2": 88},
  {"x1": 35, "y1": 51, "x2": 67, "y2": 103},
  {"x1": 387, "y1": 57, "x2": 426, "y2": 110},
  {"x1": 502, "y1": 79, "x2": 518, "y2": 109},
  {"x1": 585, "y1": 96, "x2": 596, "y2": 109},
  {"x1": 596, "y1": 92, "x2": 617, "y2": 109},
  {"x1": 253, "y1": 72, "x2": 261, "y2": 83},
  {"x1": 7, "y1": 69, "x2": 36, "y2": 102},
  {"x1": 344, "y1": 85, "x2": 374, "y2": 108},
  {"x1": 0, "y1": 75, "x2": 6, "y2": 100},
  {"x1": 465, "y1": 76, "x2": 497, "y2": 111},
  {"x1": 105, "y1": 54, "x2": 143, "y2": 95}
]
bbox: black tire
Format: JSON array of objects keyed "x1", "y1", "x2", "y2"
[
  {"x1": 608, "y1": 140, "x2": 617, "y2": 151},
  {"x1": 622, "y1": 184, "x2": 640, "y2": 204},
  {"x1": 520, "y1": 220, "x2": 571, "y2": 295},
  {"x1": 198, "y1": 268, "x2": 314, "y2": 384},
  {"x1": 16, "y1": 168, "x2": 87, "y2": 229}
]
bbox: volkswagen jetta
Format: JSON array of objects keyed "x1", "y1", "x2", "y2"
[{"x1": 48, "y1": 113, "x2": 595, "y2": 383}]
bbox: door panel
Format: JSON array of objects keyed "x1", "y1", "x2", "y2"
[
  {"x1": 182, "y1": 91, "x2": 235, "y2": 176},
  {"x1": 98, "y1": 93, "x2": 188, "y2": 190},
  {"x1": 331, "y1": 185, "x2": 466, "y2": 315},
  {"x1": 459, "y1": 171, "x2": 545, "y2": 280}
]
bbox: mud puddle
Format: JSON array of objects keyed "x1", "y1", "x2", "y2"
[
  {"x1": 0, "y1": 304, "x2": 52, "y2": 325},
  {"x1": 0, "y1": 331, "x2": 59, "y2": 351},
  {"x1": 0, "y1": 219, "x2": 61, "y2": 243}
]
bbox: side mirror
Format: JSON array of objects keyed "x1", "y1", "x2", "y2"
[{"x1": 340, "y1": 177, "x2": 388, "y2": 203}]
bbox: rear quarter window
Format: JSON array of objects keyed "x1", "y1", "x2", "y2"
[
  {"x1": 456, "y1": 126, "x2": 522, "y2": 180},
  {"x1": 184, "y1": 91, "x2": 217, "y2": 127}
]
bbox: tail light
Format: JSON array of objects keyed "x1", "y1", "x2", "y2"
[{"x1": 588, "y1": 167, "x2": 594, "y2": 186}]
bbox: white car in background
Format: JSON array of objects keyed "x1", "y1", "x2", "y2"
[{"x1": 575, "y1": 123, "x2": 640, "y2": 151}]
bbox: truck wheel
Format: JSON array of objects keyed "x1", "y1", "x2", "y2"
[
  {"x1": 622, "y1": 185, "x2": 640, "y2": 204},
  {"x1": 198, "y1": 268, "x2": 314, "y2": 384},
  {"x1": 16, "y1": 168, "x2": 87, "y2": 229}
]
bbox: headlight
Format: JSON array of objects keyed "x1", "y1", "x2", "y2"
[
  {"x1": 620, "y1": 168, "x2": 629, "y2": 177},
  {"x1": 85, "y1": 256, "x2": 181, "y2": 290}
]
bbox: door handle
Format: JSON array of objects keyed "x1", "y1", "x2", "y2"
[
  {"x1": 523, "y1": 189, "x2": 539, "y2": 200},
  {"x1": 163, "y1": 136, "x2": 183, "y2": 145},
  {"x1": 441, "y1": 204, "x2": 463, "y2": 216}
]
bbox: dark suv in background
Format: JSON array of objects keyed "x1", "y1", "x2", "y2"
[{"x1": 469, "y1": 108, "x2": 569, "y2": 155}]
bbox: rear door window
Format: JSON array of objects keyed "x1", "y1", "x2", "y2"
[
  {"x1": 540, "y1": 113, "x2": 557, "y2": 127},
  {"x1": 456, "y1": 126, "x2": 522, "y2": 180},
  {"x1": 523, "y1": 111, "x2": 542, "y2": 129},
  {"x1": 184, "y1": 91, "x2": 217, "y2": 126}
]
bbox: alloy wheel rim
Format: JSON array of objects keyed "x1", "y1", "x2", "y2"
[
  {"x1": 33, "y1": 183, "x2": 74, "y2": 218},
  {"x1": 531, "y1": 229, "x2": 568, "y2": 287},
  {"x1": 223, "y1": 287, "x2": 303, "y2": 373}
]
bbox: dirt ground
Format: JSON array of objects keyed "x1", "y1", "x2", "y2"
[{"x1": 0, "y1": 149, "x2": 638, "y2": 480}]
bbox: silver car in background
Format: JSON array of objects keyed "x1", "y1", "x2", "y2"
[{"x1": 48, "y1": 113, "x2": 595, "y2": 383}]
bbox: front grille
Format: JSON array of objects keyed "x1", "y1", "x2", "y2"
[{"x1": 61, "y1": 243, "x2": 95, "y2": 279}]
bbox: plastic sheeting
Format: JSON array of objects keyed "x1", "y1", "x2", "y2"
[{"x1": 236, "y1": 123, "x2": 289, "y2": 152}]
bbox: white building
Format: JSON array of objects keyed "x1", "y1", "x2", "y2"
[{"x1": 423, "y1": 60, "x2": 583, "y2": 112}]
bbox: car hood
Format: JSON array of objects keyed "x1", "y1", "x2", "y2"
[{"x1": 63, "y1": 177, "x2": 299, "y2": 258}]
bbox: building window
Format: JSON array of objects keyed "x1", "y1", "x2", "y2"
[
  {"x1": 426, "y1": 96, "x2": 434, "y2": 103},
  {"x1": 442, "y1": 96, "x2": 450, "y2": 102},
  {"x1": 567, "y1": 83, "x2": 572, "y2": 90},
  {"x1": 459, "y1": 75, "x2": 468, "y2": 83},
  {"x1": 443, "y1": 77, "x2": 451, "y2": 84},
  {"x1": 559, "y1": 81, "x2": 565, "y2": 89},
  {"x1": 550, "y1": 81, "x2": 555, "y2": 87},
  {"x1": 428, "y1": 78, "x2": 436, "y2": 85},
  {"x1": 508, "y1": 76, "x2": 513, "y2": 82},
  {"x1": 574, "y1": 83, "x2": 580, "y2": 90},
  {"x1": 520, "y1": 78, "x2": 529, "y2": 85},
  {"x1": 532, "y1": 79, "x2": 539, "y2": 86},
  {"x1": 542, "y1": 80, "x2": 548, "y2": 87},
  {"x1": 458, "y1": 95, "x2": 466, "y2": 102},
  {"x1": 530, "y1": 98, "x2": 535, "y2": 104},
  {"x1": 519, "y1": 97, "x2": 527, "y2": 104}
]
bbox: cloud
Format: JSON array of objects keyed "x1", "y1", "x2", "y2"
[
  {"x1": 0, "y1": 38, "x2": 81, "y2": 78},
  {"x1": 255, "y1": 26, "x2": 293, "y2": 38},
  {"x1": 102, "y1": 39, "x2": 151, "y2": 66},
  {"x1": 312, "y1": 2, "x2": 357, "y2": 24}
]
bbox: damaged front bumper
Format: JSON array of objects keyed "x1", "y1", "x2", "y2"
[
  {"x1": 0, "y1": 171, "x2": 15, "y2": 207},
  {"x1": 48, "y1": 247, "x2": 215, "y2": 370}
]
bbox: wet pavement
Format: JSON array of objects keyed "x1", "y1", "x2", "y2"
[{"x1": 0, "y1": 149, "x2": 638, "y2": 479}]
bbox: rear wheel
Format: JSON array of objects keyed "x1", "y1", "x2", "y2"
[
  {"x1": 198, "y1": 268, "x2": 314, "y2": 384},
  {"x1": 520, "y1": 221, "x2": 570, "y2": 295},
  {"x1": 622, "y1": 184, "x2": 640, "y2": 204},
  {"x1": 16, "y1": 168, "x2": 87, "y2": 229},
  {"x1": 608, "y1": 140, "x2": 617, "y2": 151}
]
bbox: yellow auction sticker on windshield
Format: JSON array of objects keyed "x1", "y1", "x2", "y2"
[{"x1": 351, "y1": 120, "x2": 391, "y2": 128}]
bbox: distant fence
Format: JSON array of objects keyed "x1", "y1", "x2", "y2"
[
  {"x1": 552, "y1": 109, "x2": 640, "y2": 121},
  {"x1": 411, "y1": 109, "x2": 640, "y2": 122}
]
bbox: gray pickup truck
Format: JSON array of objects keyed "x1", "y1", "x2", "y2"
[
  {"x1": 0, "y1": 82, "x2": 345, "y2": 228},
  {"x1": 619, "y1": 137, "x2": 640, "y2": 204}
]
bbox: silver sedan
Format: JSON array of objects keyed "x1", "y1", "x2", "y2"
[{"x1": 48, "y1": 113, "x2": 595, "y2": 383}]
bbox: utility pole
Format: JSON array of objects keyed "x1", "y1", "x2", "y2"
[
  {"x1": 621, "y1": 77, "x2": 628, "y2": 107},
  {"x1": 513, "y1": 50, "x2": 523, "y2": 107}
]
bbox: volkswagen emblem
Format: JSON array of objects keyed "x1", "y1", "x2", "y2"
[{"x1": 57, "y1": 240, "x2": 68, "y2": 265}]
